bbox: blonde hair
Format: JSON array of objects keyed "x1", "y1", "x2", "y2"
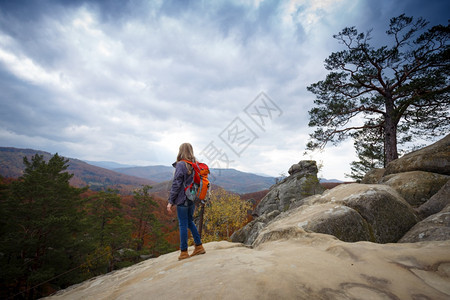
[{"x1": 176, "y1": 143, "x2": 196, "y2": 162}]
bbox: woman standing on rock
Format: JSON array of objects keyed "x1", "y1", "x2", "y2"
[{"x1": 167, "y1": 143, "x2": 206, "y2": 260}]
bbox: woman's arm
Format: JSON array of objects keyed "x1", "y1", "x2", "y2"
[{"x1": 168, "y1": 162, "x2": 186, "y2": 205}]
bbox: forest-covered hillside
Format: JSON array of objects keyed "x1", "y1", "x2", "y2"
[
  {"x1": 1, "y1": 147, "x2": 277, "y2": 194},
  {"x1": 0, "y1": 147, "x2": 156, "y2": 194},
  {"x1": 0, "y1": 150, "x2": 268, "y2": 299}
]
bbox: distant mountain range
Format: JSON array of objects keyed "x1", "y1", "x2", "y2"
[
  {"x1": 0, "y1": 147, "x2": 344, "y2": 194},
  {"x1": 106, "y1": 165, "x2": 277, "y2": 194},
  {"x1": 0, "y1": 147, "x2": 155, "y2": 193},
  {"x1": 89, "y1": 161, "x2": 344, "y2": 193},
  {"x1": 0, "y1": 147, "x2": 279, "y2": 194},
  {"x1": 112, "y1": 165, "x2": 175, "y2": 183},
  {"x1": 83, "y1": 160, "x2": 138, "y2": 170}
]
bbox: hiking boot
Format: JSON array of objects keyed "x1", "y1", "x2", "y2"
[
  {"x1": 190, "y1": 244, "x2": 206, "y2": 257},
  {"x1": 178, "y1": 250, "x2": 190, "y2": 260}
]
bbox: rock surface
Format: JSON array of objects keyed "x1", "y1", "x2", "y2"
[
  {"x1": 231, "y1": 210, "x2": 280, "y2": 246},
  {"x1": 253, "y1": 203, "x2": 372, "y2": 246},
  {"x1": 380, "y1": 171, "x2": 449, "y2": 207},
  {"x1": 44, "y1": 238, "x2": 450, "y2": 300},
  {"x1": 399, "y1": 205, "x2": 450, "y2": 243},
  {"x1": 398, "y1": 205, "x2": 450, "y2": 244},
  {"x1": 288, "y1": 160, "x2": 318, "y2": 176},
  {"x1": 417, "y1": 180, "x2": 450, "y2": 219},
  {"x1": 236, "y1": 183, "x2": 420, "y2": 245},
  {"x1": 361, "y1": 168, "x2": 385, "y2": 184},
  {"x1": 233, "y1": 160, "x2": 324, "y2": 245},
  {"x1": 253, "y1": 160, "x2": 324, "y2": 217},
  {"x1": 234, "y1": 136, "x2": 450, "y2": 246},
  {"x1": 301, "y1": 184, "x2": 419, "y2": 243},
  {"x1": 384, "y1": 133, "x2": 450, "y2": 176}
]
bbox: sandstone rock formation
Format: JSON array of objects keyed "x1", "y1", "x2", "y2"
[
  {"x1": 399, "y1": 204, "x2": 450, "y2": 243},
  {"x1": 253, "y1": 160, "x2": 324, "y2": 218},
  {"x1": 378, "y1": 135, "x2": 449, "y2": 242},
  {"x1": 252, "y1": 203, "x2": 372, "y2": 245},
  {"x1": 417, "y1": 180, "x2": 450, "y2": 219},
  {"x1": 361, "y1": 167, "x2": 385, "y2": 184},
  {"x1": 234, "y1": 135, "x2": 449, "y2": 246},
  {"x1": 45, "y1": 239, "x2": 450, "y2": 300},
  {"x1": 232, "y1": 160, "x2": 324, "y2": 245},
  {"x1": 253, "y1": 184, "x2": 419, "y2": 245},
  {"x1": 308, "y1": 183, "x2": 420, "y2": 243},
  {"x1": 380, "y1": 171, "x2": 449, "y2": 207},
  {"x1": 233, "y1": 178, "x2": 421, "y2": 245},
  {"x1": 230, "y1": 210, "x2": 280, "y2": 246},
  {"x1": 384, "y1": 133, "x2": 450, "y2": 176}
]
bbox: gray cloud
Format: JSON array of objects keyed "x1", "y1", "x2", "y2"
[{"x1": 0, "y1": 0, "x2": 448, "y2": 179}]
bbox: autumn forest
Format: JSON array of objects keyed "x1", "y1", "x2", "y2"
[{"x1": 0, "y1": 154, "x2": 254, "y2": 299}]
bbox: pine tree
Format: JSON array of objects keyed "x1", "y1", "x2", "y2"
[
  {"x1": 130, "y1": 185, "x2": 158, "y2": 251},
  {"x1": 307, "y1": 15, "x2": 449, "y2": 164},
  {"x1": 83, "y1": 189, "x2": 132, "y2": 274},
  {"x1": 0, "y1": 154, "x2": 86, "y2": 299},
  {"x1": 346, "y1": 128, "x2": 385, "y2": 181},
  {"x1": 128, "y1": 185, "x2": 174, "y2": 256}
]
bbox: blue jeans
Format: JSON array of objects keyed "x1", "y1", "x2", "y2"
[{"x1": 177, "y1": 203, "x2": 202, "y2": 251}]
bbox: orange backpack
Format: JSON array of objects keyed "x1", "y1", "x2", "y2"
[{"x1": 182, "y1": 160, "x2": 210, "y2": 204}]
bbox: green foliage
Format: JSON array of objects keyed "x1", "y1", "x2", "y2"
[
  {"x1": 0, "y1": 155, "x2": 177, "y2": 299},
  {"x1": 300, "y1": 174, "x2": 322, "y2": 197},
  {"x1": 346, "y1": 128, "x2": 385, "y2": 181},
  {"x1": 0, "y1": 154, "x2": 87, "y2": 298},
  {"x1": 307, "y1": 14, "x2": 449, "y2": 164},
  {"x1": 129, "y1": 185, "x2": 172, "y2": 255},
  {"x1": 86, "y1": 189, "x2": 130, "y2": 246},
  {"x1": 346, "y1": 122, "x2": 415, "y2": 181},
  {"x1": 130, "y1": 185, "x2": 157, "y2": 251},
  {"x1": 82, "y1": 189, "x2": 133, "y2": 274}
]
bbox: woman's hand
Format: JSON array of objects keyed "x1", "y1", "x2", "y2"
[{"x1": 167, "y1": 203, "x2": 173, "y2": 214}]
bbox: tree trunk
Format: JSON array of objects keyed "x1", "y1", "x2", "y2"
[{"x1": 384, "y1": 95, "x2": 398, "y2": 163}]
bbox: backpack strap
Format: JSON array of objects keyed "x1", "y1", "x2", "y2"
[
  {"x1": 182, "y1": 159, "x2": 199, "y2": 171},
  {"x1": 181, "y1": 160, "x2": 201, "y2": 184}
]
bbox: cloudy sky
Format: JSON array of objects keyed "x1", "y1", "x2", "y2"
[{"x1": 0, "y1": 0, "x2": 448, "y2": 180}]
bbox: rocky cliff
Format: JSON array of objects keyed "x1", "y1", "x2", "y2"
[
  {"x1": 233, "y1": 134, "x2": 449, "y2": 246},
  {"x1": 45, "y1": 135, "x2": 450, "y2": 299}
]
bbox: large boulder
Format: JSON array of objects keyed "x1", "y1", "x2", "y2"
[
  {"x1": 242, "y1": 184, "x2": 419, "y2": 246},
  {"x1": 417, "y1": 180, "x2": 450, "y2": 219},
  {"x1": 253, "y1": 160, "x2": 324, "y2": 217},
  {"x1": 361, "y1": 168, "x2": 385, "y2": 184},
  {"x1": 253, "y1": 203, "x2": 372, "y2": 247},
  {"x1": 288, "y1": 160, "x2": 318, "y2": 176},
  {"x1": 230, "y1": 210, "x2": 280, "y2": 246},
  {"x1": 384, "y1": 134, "x2": 450, "y2": 176},
  {"x1": 233, "y1": 160, "x2": 324, "y2": 245},
  {"x1": 379, "y1": 171, "x2": 449, "y2": 207},
  {"x1": 230, "y1": 220, "x2": 265, "y2": 246},
  {"x1": 399, "y1": 204, "x2": 450, "y2": 243},
  {"x1": 308, "y1": 184, "x2": 419, "y2": 243}
]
